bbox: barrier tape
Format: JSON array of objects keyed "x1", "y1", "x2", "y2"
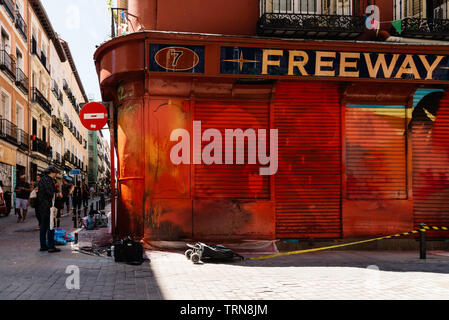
[{"x1": 248, "y1": 226, "x2": 449, "y2": 261}]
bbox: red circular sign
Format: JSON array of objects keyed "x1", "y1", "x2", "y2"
[{"x1": 80, "y1": 102, "x2": 108, "y2": 131}]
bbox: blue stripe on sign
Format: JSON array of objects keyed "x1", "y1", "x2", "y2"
[{"x1": 347, "y1": 104, "x2": 405, "y2": 109}]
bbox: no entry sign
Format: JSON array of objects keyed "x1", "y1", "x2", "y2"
[{"x1": 80, "y1": 102, "x2": 108, "y2": 131}]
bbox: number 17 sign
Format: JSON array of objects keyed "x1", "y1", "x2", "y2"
[{"x1": 80, "y1": 102, "x2": 108, "y2": 131}]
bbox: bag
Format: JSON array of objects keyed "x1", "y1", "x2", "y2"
[
  {"x1": 185, "y1": 242, "x2": 245, "y2": 264},
  {"x1": 29, "y1": 190, "x2": 37, "y2": 208},
  {"x1": 114, "y1": 238, "x2": 144, "y2": 265},
  {"x1": 50, "y1": 195, "x2": 58, "y2": 231}
]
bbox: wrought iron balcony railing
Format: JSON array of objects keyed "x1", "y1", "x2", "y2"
[
  {"x1": 32, "y1": 137, "x2": 52, "y2": 158},
  {"x1": 258, "y1": 0, "x2": 366, "y2": 39},
  {"x1": 15, "y1": 67, "x2": 28, "y2": 95},
  {"x1": 31, "y1": 87, "x2": 52, "y2": 115},
  {"x1": 17, "y1": 128, "x2": 29, "y2": 151},
  {"x1": 0, "y1": 117, "x2": 17, "y2": 145},
  {"x1": 1, "y1": 0, "x2": 15, "y2": 21},
  {"x1": 0, "y1": 50, "x2": 16, "y2": 81},
  {"x1": 15, "y1": 10, "x2": 27, "y2": 41},
  {"x1": 51, "y1": 115, "x2": 64, "y2": 136}
]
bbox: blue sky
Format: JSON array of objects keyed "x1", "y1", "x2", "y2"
[{"x1": 41, "y1": 0, "x2": 113, "y2": 143}]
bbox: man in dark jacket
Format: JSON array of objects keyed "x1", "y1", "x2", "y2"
[{"x1": 37, "y1": 166, "x2": 62, "y2": 253}]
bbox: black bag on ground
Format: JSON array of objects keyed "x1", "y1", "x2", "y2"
[{"x1": 114, "y1": 238, "x2": 144, "y2": 265}]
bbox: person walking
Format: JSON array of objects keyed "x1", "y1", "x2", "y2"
[
  {"x1": 72, "y1": 181, "x2": 82, "y2": 219},
  {"x1": 61, "y1": 178, "x2": 73, "y2": 216},
  {"x1": 37, "y1": 166, "x2": 61, "y2": 253},
  {"x1": 14, "y1": 175, "x2": 32, "y2": 223},
  {"x1": 82, "y1": 183, "x2": 89, "y2": 216}
]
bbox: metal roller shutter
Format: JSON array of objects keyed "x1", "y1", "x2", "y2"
[
  {"x1": 274, "y1": 81, "x2": 342, "y2": 239},
  {"x1": 345, "y1": 105, "x2": 407, "y2": 200},
  {"x1": 194, "y1": 100, "x2": 270, "y2": 199},
  {"x1": 412, "y1": 89, "x2": 449, "y2": 231}
]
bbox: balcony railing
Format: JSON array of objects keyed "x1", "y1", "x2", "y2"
[
  {"x1": 0, "y1": 50, "x2": 16, "y2": 81},
  {"x1": 31, "y1": 87, "x2": 52, "y2": 115},
  {"x1": 258, "y1": 0, "x2": 366, "y2": 39},
  {"x1": 15, "y1": 10, "x2": 27, "y2": 41},
  {"x1": 51, "y1": 115, "x2": 64, "y2": 136},
  {"x1": 17, "y1": 128, "x2": 29, "y2": 151},
  {"x1": 15, "y1": 67, "x2": 28, "y2": 95},
  {"x1": 1, "y1": 0, "x2": 15, "y2": 21},
  {"x1": 32, "y1": 137, "x2": 52, "y2": 158},
  {"x1": 111, "y1": 7, "x2": 129, "y2": 38},
  {"x1": 0, "y1": 117, "x2": 17, "y2": 145}
]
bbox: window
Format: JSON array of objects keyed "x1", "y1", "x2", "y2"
[
  {"x1": 1, "y1": 28, "x2": 10, "y2": 53},
  {"x1": 15, "y1": 103, "x2": 24, "y2": 130},
  {"x1": 0, "y1": 91, "x2": 11, "y2": 121},
  {"x1": 296, "y1": 0, "x2": 317, "y2": 13},
  {"x1": 32, "y1": 118, "x2": 37, "y2": 136},
  {"x1": 16, "y1": 0, "x2": 24, "y2": 16},
  {"x1": 16, "y1": 49, "x2": 24, "y2": 70},
  {"x1": 273, "y1": 0, "x2": 293, "y2": 12},
  {"x1": 42, "y1": 126, "x2": 47, "y2": 143}
]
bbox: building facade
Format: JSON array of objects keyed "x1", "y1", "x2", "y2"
[
  {"x1": 95, "y1": 0, "x2": 449, "y2": 241},
  {"x1": 88, "y1": 129, "x2": 111, "y2": 189},
  {"x1": 0, "y1": 0, "x2": 88, "y2": 208}
]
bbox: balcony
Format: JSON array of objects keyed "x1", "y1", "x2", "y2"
[
  {"x1": 15, "y1": 67, "x2": 28, "y2": 95},
  {"x1": 15, "y1": 10, "x2": 27, "y2": 41},
  {"x1": 0, "y1": 117, "x2": 17, "y2": 145},
  {"x1": 257, "y1": 0, "x2": 365, "y2": 39},
  {"x1": 32, "y1": 137, "x2": 52, "y2": 158},
  {"x1": 0, "y1": 50, "x2": 16, "y2": 81},
  {"x1": 51, "y1": 115, "x2": 64, "y2": 136},
  {"x1": 51, "y1": 79, "x2": 63, "y2": 105},
  {"x1": 31, "y1": 87, "x2": 52, "y2": 115},
  {"x1": 64, "y1": 151, "x2": 70, "y2": 162},
  {"x1": 17, "y1": 128, "x2": 29, "y2": 151},
  {"x1": 391, "y1": 0, "x2": 449, "y2": 40},
  {"x1": 1, "y1": 0, "x2": 15, "y2": 21},
  {"x1": 53, "y1": 152, "x2": 61, "y2": 165}
]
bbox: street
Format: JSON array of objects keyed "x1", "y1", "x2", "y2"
[{"x1": 1, "y1": 203, "x2": 449, "y2": 300}]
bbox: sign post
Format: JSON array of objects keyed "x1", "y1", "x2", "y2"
[{"x1": 80, "y1": 102, "x2": 109, "y2": 131}]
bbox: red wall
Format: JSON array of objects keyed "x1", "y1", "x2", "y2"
[{"x1": 128, "y1": 0, "x2": 259, "y2": 35}]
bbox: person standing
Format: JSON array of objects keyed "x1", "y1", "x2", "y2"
[
  {"x1": 14, "y1": 175, "x2": 32, "y2": 223},
  {"x1": 37, "y1": 166, "x2": 61, "y2": 253},
  {"x1": 29, "y1": 175, "x2": 41, "y2": 230},
  {"x1": 82, "y1": 183, "x2": 89, "y2": 216}
]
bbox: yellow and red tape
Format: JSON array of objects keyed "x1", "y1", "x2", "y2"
[{"x1": 248, "y1": 226, "x2": 449, "y2": 261}]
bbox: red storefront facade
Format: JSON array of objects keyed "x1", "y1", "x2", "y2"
[{"x1": 95, "y1": 1, "x2": 449, "y2": 242}]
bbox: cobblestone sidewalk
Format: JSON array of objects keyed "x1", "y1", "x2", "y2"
[{"x1": 1, "y1": 207, "x2": 449, "y2": 300}]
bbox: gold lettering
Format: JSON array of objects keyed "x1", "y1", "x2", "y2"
[
  {"x1": 419, "y1": 55, "x2": 444, "y2": 80},
  {"x1": 315, "y1": 51, "x2": 336, "y2": 77},
  {"x1": 288, "y1": 50, "x2": 309, "y2": 76},
  {"x1": 364, "y1": 53, "x2": 399, "y2": 79},
  {"x1": 395, "y1": 55, "x2": 421, "y2": 79},
  {"x1": 262, "y1": 49, "x2": 283, "y2": 75},
  {"x1": 339, "y1": 52, "x2": 360, "y2": 77}
]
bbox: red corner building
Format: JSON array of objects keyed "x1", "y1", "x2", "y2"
[{"x1": 94, "y1": 0, "x2": 449, "y2": 243}]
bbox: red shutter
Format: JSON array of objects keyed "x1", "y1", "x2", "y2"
[
  {"x1": 274, "y1": 82, "x2": 342, "y2": 239},
  {"x1": 345, "y1": 105, "x2": 407, "y2": 200},
  {"x1": 193, "y1": 100, "x2": 270, "y2": 199},
  {"x1": 413, "y1": 91, "x2": 449, "y2": 231}
]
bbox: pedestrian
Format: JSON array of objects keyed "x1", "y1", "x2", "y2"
[
  {"x1": 54, "y1": 183, "x2": 64, "y2": 228},
  {"x1": 89, "y1": 185, "x2": 95, "y2": 199},
  {"x1": 14, "y1": 175, "x2": 32, "y2": 223},
  {"x1": 37, "y1": 166, "x2": 61, "y2": 253},
  {"x1": 72, "y1": 181, "x2": 82, "y2": 218},
  {"x1": 0, "y1": 180, "x2": 4, "y2": 204},
  {"x1": 61, "y1": 177, "x2": 73, "y2": 215},
  {"x1": 29, "y1": 175, "x2": 41, "y2": 230},
  {"x1": 82, "y1": 183, "x2": 89, "y2": 216}
]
